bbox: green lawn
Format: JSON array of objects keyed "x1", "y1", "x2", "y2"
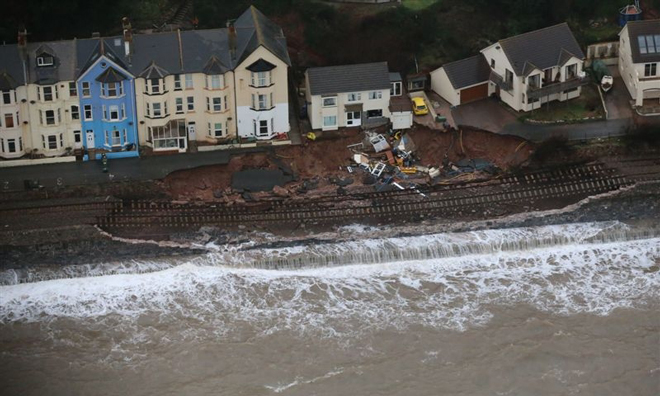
[
  {"x1": 401, "y1": 0, "x2": 441, "y2": 11},
  {"x1": 522, "y1": 85, "x2": 605, "y2": 123}
]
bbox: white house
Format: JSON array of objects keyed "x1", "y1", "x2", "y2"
[
  {"x1": 618, "y1": 19, "x2": 660, "y2": 108},
  {"x1": 305, "y1": 62, "x2": 412, "y2": 131},
  {"x1": 432, "y1": 23, "x2": 587, "y2": 112}
]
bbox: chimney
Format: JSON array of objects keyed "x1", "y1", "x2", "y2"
[
  {"x1": 92, "y1": 32, "x2": 101, "y2": 38},
  {"x1": 122, "y1": 17, "x2": 133, "y2": 57},
  {"x1": 17, "y1": 26, "x2": 28, "y2": 61},
  {"x1": 227, "y1": 20, "x2": 236, "y2": 60}
]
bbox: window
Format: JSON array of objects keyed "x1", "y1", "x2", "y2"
[
  {"x1": 2, "y1": 91, "x2": 12, "y2": 104},
  {"x1": 109, "y1": 105, "x2": 120, "y2": 120},
  {"x1": 74, "y1": 130, "x2": 82, "y2": 143},
  {"x1": 209, "y1": 97, "x2": 222, "y2": 111},
  {"x1": 4, "y1": 113, "x2": 14, "y2": 128},
  {"x1": 174, "y1": 75, "x2": 182, "y2": 90},
  {"x1": 256, "y1": 120, "x2": 269, "y2": 136},
  {"x1": 252, "y1": 94, "x2": 268, "y2": 110},
  {"x1": 528, "y1": 74, "x2": 540, "y2": 88},
  {"x1": 347, "y1": 92, "x2": 361, "y2": 102},
  {"x1": 123, "y1": 129, "x2": 128, "y2": 144},
  {"x1": 45, "y1": 110, "x2": 56, "y2": 125},
  {"x1": 145, "y1": 103, "x2": 151, "y2": 117},
  {"x1": 59, "y1": 133, "x2": 63, "y2": 147},
  {"x1": 323, "y1": 115, "x2": 337, "y2": 127},
  {"x1": 367, "y1": 109, "x2": 383, "y2": 118},
  {"x1": 322, "y1": 97, "x2": 337, "y2": 107},
  {"x1": 42, "y1": 86, "x2": 54, "y2": 101},
  {"x1": 185, "y1": 74, "x2": 193, "y2": 89},
  {"x1": 106, "y1": 83, "x2": 118, "y2": 97},
  {"x1": 121, "y1": 104, "x2": 126, "y2": 119},
  {"x1": 69, "y1": 82, "x2": 77, "y2": 97},
  {"x1": 505, "y1": 69, "x2": 513, "y2": 85},
  {"x1": 47, "y1": 135, "x2": 57, "y2": 149},
  {"x1": 369, "y1": 91, "x2": 382, "y2": 100},
  {"x1": 153, "y1": 103, "x2": 162, "y2": 117},
  {"x1": 7, "y1": 138, "x2": 16, "y2": 153},
  {"x1": 111, "y1": 130, "x2": 121, "y2": 146},
  {"x1": 150, "y1": 78, "x2": 160, "y2": 94},
  {"x1": 186, "y1": 96, "x2": 194, "y2": 111},
  {"x1": 82, "y1": 82, "x2": 91, "y2": 97},
  {"x1": 37, "y1": 55, "x2": 54, "y2": 66},
  {"x1": 566, "y1": 64, "x2": 577, "y2": 79},
  {"x1": 175, "y1": 97, "x2": 183, "y2": 113},
  {"x1": 209, "y1": 122, "x2": 224, "y2": 137},
  {"x1": 644, "y1": 63, "x2": 657, "y2": 77},
  {"x1": 490, "y1": 59, "x2": 495, "y2": 68},
  {"x1": 84, "y1": 105, "x2": 93, "y2": 120},
  {"x1": 390, "y1": 82, "x2": 401, "y2": 96},
  {"x1": 251, "y1": 71, "x2": 269, "y2": 87},
  {"x1": 258, "y1": 94, "x2": 267, "y2": 109},
  {"x1": 71, "y1": 105, "x2": 80, "y2": 120},
  {"x1": 208, "y1": 75, "x2": 223, "y2": 89}
]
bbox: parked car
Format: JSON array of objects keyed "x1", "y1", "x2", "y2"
[{"x1": 411, "y1": 97, "x2": 429, "y2": 115}]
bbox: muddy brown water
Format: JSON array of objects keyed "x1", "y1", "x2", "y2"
[{"x1": 0, "y1": 222, "x2": 658, "y2": 396}]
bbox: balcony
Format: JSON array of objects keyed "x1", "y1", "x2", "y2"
[
  {"x1": 527, "y1": 76, "x2": 589, "y2": 100},
  {"x1": 489, "y1": 70, "x2": 513, "y2": 92}
]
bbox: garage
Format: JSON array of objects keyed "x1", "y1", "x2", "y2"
[{"x1": 460, "y1": 83, "x2": 489, "y2": 104}]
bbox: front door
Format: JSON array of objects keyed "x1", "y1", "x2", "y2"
[
  {"x1": 346, "y1": 111, "x2": 361, "y2": 127},
  {"x1": 86, "y1": 130, "x2": 95, "y2": 148},
  {"x1": 187, "y1": 122, "x2": 196, "y2": 141}
]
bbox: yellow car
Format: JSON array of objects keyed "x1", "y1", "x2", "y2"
[{"x1": 411, "y1": 97, "x2": 429, "y2": 116}]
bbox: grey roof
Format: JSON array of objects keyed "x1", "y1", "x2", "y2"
[
  {"x1": 498, "y1": 23, "x2": 585, "y2": 76},
  {"x1": 389, "y1": 72, "x2": 402, "y2": 82},
  {"x1": 442, "y1": 54, "x2": 490, "y2": 89},
  {"x1": 96, "y1": 67, "x2": 128, "y2": 83},
  {"x1": 139, "y1": 61, "x2": 169, "y2": 79},
  {"x1": 0, "y1": 71, "x2": 18, "y2": 90},
  {"x1": 0, "y1": 6, "x2": 289, "y2": 86},
  {"x1": 234, "y1": 6, "x2": 291, "y2": 67},
  {"x1": 307, "y1": 62, "x2": 390, "y2": 96},
  {"x1": 626, "y1": 19, "x2": 660, "y2": 63}
]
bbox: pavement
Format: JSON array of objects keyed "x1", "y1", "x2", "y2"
[{"x1": 0, "y1": 149, "x2": 239, "y2": 192}]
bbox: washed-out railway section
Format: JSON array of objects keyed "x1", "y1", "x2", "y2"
[
  {"x1": 95, "y1": 158, "x2": 660, "y2": 235},
  {"x1": 1, "y1": 157, "x2": 659, "y2": 236}
]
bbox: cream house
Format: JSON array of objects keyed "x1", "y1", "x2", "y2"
[
  {"x1": 432, "y1": 23, "x2": 587, "y2": 112},
  {"x1": 618, "y1": 19, "x2": 660, "y2": 108},
  {"x1": 305, "y1": 62, "x2": 412, "y2": 131},
  {"x1": 130, "y1": 6, "x2": 291, "y2": 152},
  {"x1": 0, "y1": 39, "x2": 81, "y2": 159}
]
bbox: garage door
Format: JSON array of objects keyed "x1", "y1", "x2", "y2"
[{"x1": 460, "y1": 83, "x2": 488, "y2": 104}]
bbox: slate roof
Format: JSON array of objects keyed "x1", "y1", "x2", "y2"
[
  {"x1": 625, "y1": 19, "x2": 660, "y2": 64},
  {"x1": 307, "y1": 62, "x2": 390, "y2": 96},
  {"x1": 389, "y1": 72, "x2": 402, "y2": 82},
  {"x1": 498, "y1": 23, "x2": 585, "y2": 76},
  {"x1": 0, "y1": 6, "x2": 289, "y2": 86},
  {"x1": 442, "y1": 54, "x2": 490, "y2": 89}
]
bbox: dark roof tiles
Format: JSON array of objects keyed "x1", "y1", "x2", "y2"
[
  {"x1": 498, "y1": 23, "x2": 585, "y2": 76},
  {"x1": 442, "y1": 54, "x2": 490, "y2": 89},
  {"x1": 307, "y1": 62, "x2": 391, "y2": 96}
]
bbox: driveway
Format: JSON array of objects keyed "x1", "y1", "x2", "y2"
[
  {"x1": 450, "y1": 90, "x2": 637, "y2": 143},
  {"x1": 451, "y1": 97, "x2": 518, "y2": 132}
]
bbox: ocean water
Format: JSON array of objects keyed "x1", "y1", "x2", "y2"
[{"x1": 0, "y1": 222, "x2": 658, "y2": 395}]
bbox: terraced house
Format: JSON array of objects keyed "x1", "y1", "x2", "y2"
[{"x1": 0, "y1": 6, "x2": 291, "y2": 162}]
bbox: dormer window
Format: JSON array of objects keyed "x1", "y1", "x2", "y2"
[
  {"x1": 149, "y1": 78, "x2": 161, "y2": 94},
  {"x1": 206, "y1": 75, "x2": 224, "y2": 89},
  {"x1": 250, "y1": 71, "x2": 270, "y2": 87},
  {"x1": 37, "y1": 55, "x2": 54, "y2": 67}
]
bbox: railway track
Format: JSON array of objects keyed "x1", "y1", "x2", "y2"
[{"x1": 97, "y1": 158, "x2": 660, "y2": 230}]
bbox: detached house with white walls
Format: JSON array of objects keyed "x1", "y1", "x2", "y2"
[
  {"x1": 305, "y1": 62, "x2": 412, "y2": 131},
  {"x1": 432, "y1": 23, "x2": 587, "y2": 112},
  {"x1": 618, "y1": 19, "x2": 660, "y2": 109}
]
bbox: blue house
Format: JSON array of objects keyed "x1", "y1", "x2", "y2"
[{"x1": 77, "y1": 40, "x2": 138, "y2": 160}]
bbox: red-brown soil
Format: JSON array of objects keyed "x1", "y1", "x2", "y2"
[{"x1": 162, "y1": 126, "x2": 533, "y2": 201}]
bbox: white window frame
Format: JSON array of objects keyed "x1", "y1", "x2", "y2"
[
  {"x1": 69, "y1": 82, "x2": 77, "y2": 97},
  {"x1": 71, "y1": 105, "x2": 80, "y2": 120},
  {"x1": 323, "y1": 115, "x2": 337, "y2": 127},
  {"x1": 84, "y1": 104, "x2": 93, "y2": 121},
  {"x1": 185, "y1": 74, "x2": 193, "y2": 89},
  {"x1": 347, "y1": 92, "x2": 361, "y2": 102},
  {"x1": 82, "y1": 82, "x2": 91, "y2": 97},
  {"x1": 45, "y1": 109, "x2": 56, "y2": 125},
  {"x1": 186, "y1": 96, "x2": 194, "y2": 111},
  {"x1": 368, "y1": 91, "x2": 382, "y2": 100},
  {"x1": 175, "y1": 97, "x2": 183, "y2": 113},
  {"x1": 37, "y1": 56, "x2": 54, "y2": 66},
  {"x1": 42, "y1": 86, "x2": 54, "y2": 101},
  {"x1": 109, "y1": 105, "x2": 120, "y2": 120},
  {"x1": 174, "y1": 75, "x2": 182, "y2": 90},
  {"x1": 152, "y1": 102, "x2": 162, "y2": 118},
  {"x1": 1, "y1": 91, "x2": 11, "y2": 105},
  {"x1": 251, "y1": 71, "x2": 270, "y2": 87}
]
